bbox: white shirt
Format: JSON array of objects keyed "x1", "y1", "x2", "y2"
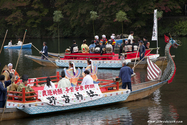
[
  {"x1": 57, "y1": 78, "x2": 71, "y2": 88},
  {"x1": 81, "y1": 75, "x2": 93, "y2": 86},
  {"x1": 44, "y1": 81, "x2": 56, "y2": 90},
  {"x1": 17, "y1": 41, "x2": 22, "y2": 46},
  {"x1": 128, "y1": 34, "x2": 134, "y2": 44},
  {"x1": 8, "y1": 42, "x2": 12, "y2": 46}
]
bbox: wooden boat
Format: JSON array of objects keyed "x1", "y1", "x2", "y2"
[
  {"x1": 24, "y1": 55, "x2": 56, "y2": 67},
  {"x1": 4, "y1": 43, "x2": 32, "y2": 49},
  {"x1": 0, "y1": 39, "x2": 178, "y2": 121},
  {"x1": 48, "y1": 52, "x2": 65, "y2": 58}
]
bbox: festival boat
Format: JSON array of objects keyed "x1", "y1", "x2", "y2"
[
  {"x1": 4, "y1": 43, "x2": 32, "y2": 49},
  {"x1": 0, "y1": 38, "x2": 178, "y2": 121},
  {"x1": 25, "y1": 49, "x2": 164, "y2": 69}
]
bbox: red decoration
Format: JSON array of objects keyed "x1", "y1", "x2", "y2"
[
  {"x1": 79, "y1": 86, "x2": 84, "y2": 91},
  {"x1": 85, "y1": 85, "x2": 90, "y2": 89},
  {"x1": 164, "y1": 34, "x2": 170, "y2": 43},
  {"x1": 53, "y1": 89, "x2": 58, "y2": 95},
  {"x1": 57, "y1": 88, "x2": 63, "y2": 94},
  {"x1": 47, "y1": 90, "x2": 53, "y2": 96},
  {"x1": 70, "y1": 87, "x2": 74, "y2": 92},
  {"x1": 65, "y1": 87, "x2": 70, "y2": 93},
  {"x1": 75, "y1": 86, "x2": 79, "y2": 91},
  {"x1": 90, "y1": 84, "x2": 95, "y2": 88},
  {"x1": 42, "y1": 90, "x2": 47, "y2": 96}
]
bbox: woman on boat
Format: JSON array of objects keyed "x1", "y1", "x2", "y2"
[
  {"x1": 58, "y1": 70, "x2": 71, "y2": 88},
  {"x1": 89, "y1": 40, "x2": 96, "y2": 53},
  {"x1": 81, "y1": 39, "x2": 89, "y2": 53},
  {"x1": 85, "y1": 58, "x2": 98, "y2": 81},
  {"x1": 17, "y1": 38, "x2": 23, "y2": 46},
  {"x1": 1, "y1": 63, "x2": 20, "y2": 83},
  {"x1": 65, "y1": 61, "x2": 80, "y2": 86},
  {"x1": 81, "y1": 70, "x2": 93, "y2": 86},
  {"x1": 44, "y1": 77, "x2": 56, "y2": 90}
]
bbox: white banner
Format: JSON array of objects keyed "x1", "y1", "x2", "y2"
[
  {"x1": 38, "y1": 84, "x2": 103, "y2": 106},
  {"x1": 152, "y1": 9, "x2": 157, "y2": 41}
]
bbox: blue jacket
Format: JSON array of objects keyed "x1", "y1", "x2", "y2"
[
  {"x1": 139, "y1": 45, "x2": 145, "y2": 54},
  {"x1": 41, "y1": 46, "x2": 48, "y2": 56},
  {"x1": 119, "y1": 66, "x2": 133, "y2": 83},
  {"x1": 89, "y1": 44, "x2": 96, "y2": 53},
  {"x1": 0, "y1": 80, "x2": 11, "y2": 101}
]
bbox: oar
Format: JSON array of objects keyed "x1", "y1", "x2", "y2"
[
  {"x1": 32, "y1": 44, "x2": 59, "y2": 68},
  {"x1": 133, "y1": 48, "x2": 154, "y2": 69},
  {"x1": 133, "y1": 44, "x2": 140, "y2": 68},
  {"x1": 0, "y1": 29, "x2": 8, "y2": 54},
  {"x1": 0, "y1": 29, "x2": 27, "y2": 121}
]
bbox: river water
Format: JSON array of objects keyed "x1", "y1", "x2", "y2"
[{"x1": 0, "y1": 37, "x2": 186, "y2": 125}]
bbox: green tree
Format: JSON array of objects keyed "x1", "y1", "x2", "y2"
[
  {"x1": 90, "y1": 11, "x2": 98, "y2": 37},
  {"x1": 53, "y1": 10, "x2": 63, "y2": 53},
  {"x1": 116, "y1": 10, "x2": 128, "y2": 35}
]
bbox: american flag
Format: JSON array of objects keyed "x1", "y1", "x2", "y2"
[{"x1": 147, "y1": 57, "x2": 162, "y2": 80}]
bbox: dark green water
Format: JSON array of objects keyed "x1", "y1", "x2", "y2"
[{"x1": 0, "y1": 37, "x2": 187, "y2": 125}]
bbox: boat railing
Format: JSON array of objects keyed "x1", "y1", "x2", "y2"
[{"x1": 7, "y1": 88, "x2": 38, "y2": 103}]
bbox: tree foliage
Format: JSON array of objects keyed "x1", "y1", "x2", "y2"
[{"x1": 0, "y1": 0, "x2": 186, "y2": 38}]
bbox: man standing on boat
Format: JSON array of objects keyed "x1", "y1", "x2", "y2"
[
  {"x1": 118, "y1": 61, "x2": 133, "y2": 91},
  {"x1": 0, "y1": 75, "x2": 15, "y2": 108},
  {"x1": 139, "y1": 40, "x2": 145, "y2": 61},
  {"x1": 40, "y1": 42, "x2": 48, "y2": 60},
  {"x1": 70, "y1": 40, "x2": 79, "y2": 53},
  {"x1": 128, "y1": 31, "x2": 134, "y2": 44}
]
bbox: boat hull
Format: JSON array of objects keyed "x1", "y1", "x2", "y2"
[
  {"x1": 4, "y1": 43, "x2": 32, "y2": 49},
  {"x1": 0, "y1": 80, "x2": 166, "y2": 121},
  {"x1": 24, "y1": 55, "x2": 56, "y2": 67}
]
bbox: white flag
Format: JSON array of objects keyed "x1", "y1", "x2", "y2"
[{"x1": 152, "y1": 9, "x2": 157, "y2": 41}]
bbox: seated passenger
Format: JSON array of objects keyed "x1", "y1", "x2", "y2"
[
  {"x1": 17, "y1": 75, "x2": 35, "y2": 101},
  {"x1": 8, "y1": 40, "x2": 12, "y2": 46},
  {"x1": 106, "y1": 40, "x2": 113, "y2": 53},
  {"x1": 94, "y1": 41, "x2": 101, "y2": 53},
  {"x1": 132, "y1": 39, "x2": 138, "y2": 52},
  {"x1": 44, "y1": 77, "x2": 56, "y2": 90},
  {"x1": 17, "y1": 38, "x2": 23, "y2": 46},
  {"x1": 81, "y1": 39, "x2": 89, "y2": 53},
  {"x1": 100, "y1": 34, "x2": 108, "y2": 45},
  {"x1": 89, "y1": 40, "x2": 96, "y2": 53},
  {"x1": 94, "y1": 35, "x2": 99, "y2": 43},
  {"x1": 127, "y1": 39, "x2": 132, "y2": 52},
  {"x1": 58, "y1": 70, "x2": 71, "y2": 88},
  {"x1": 70, "y1": 40, "x2": 79, "y2": 53},
  {"x1": 81, "y1": 70, "x2": 93, "y2": 86},
  {"x1": 143, "y1": 36, "x2": 150, "y2": 49},
  {"x1": 1, "y1": 63, "x2": 20, "y2": 83},
  {"x1": 100, "y1": 41, "x2": 106, "y2": 55},
  {"x1": 110, "y1": 35, "x2": 116, "y2": 52}
]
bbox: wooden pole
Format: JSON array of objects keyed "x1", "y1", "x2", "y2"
[
  {"x1": 133, "y1": 49, "x2": 154, "y2": 69},
  {"x1": 0, "y1": 29, "x2": 8, "y2": 54},
  {"x1": 133, "y1": 44, "x2": 140, "y2": 68},
  {"x1": 15, "y1": 29, "x2": 27, "y2": 71},
  {"x1": 32, "y1": 44, "x2": 59, "y2": 68},
  {"x1": 0, "y1": 29, "x2": 27, "y2": 121}
]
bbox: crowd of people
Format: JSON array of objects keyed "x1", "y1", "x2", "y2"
[
  {"x1": 70, "y1": 34, "x2": 116, "y2": 55},
  {"x1": 70, "y1": 31, "x2": 150, "y2": 59}
]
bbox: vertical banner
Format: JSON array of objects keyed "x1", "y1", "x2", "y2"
[{"x1": 152, "y1": 9, "x2": 157, "y2": 41}]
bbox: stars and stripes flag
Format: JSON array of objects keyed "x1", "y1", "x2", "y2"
[{"x1": 147, "y1": 57, "x2": 162, "y2": 80}]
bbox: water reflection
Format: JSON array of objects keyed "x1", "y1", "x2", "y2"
[{"x1": 2, "y1": 106, "x2": 132, "y2": 125}]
